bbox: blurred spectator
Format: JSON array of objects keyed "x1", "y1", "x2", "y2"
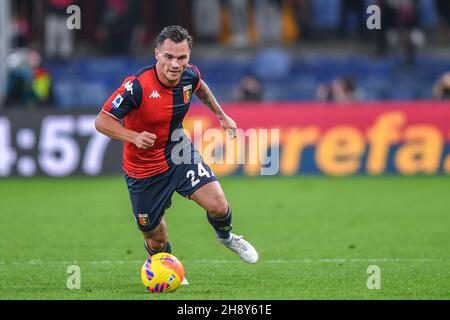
[
  {"x1": 435, "y1": 0, "x2": 450, "y2": 43},
  {"x1": 11, "y1": 13, "x2": 32, "y2": 48},
  {"x1": 291, "y1": 0, "x2": 312, "y2": 41},
  {"x1": 45, "y1": 0, "x2": 77, "y2": 59},
  {"x1": 223, "y1": 0, "x2": 251, "y2": 47},
  {"x1": 5, "y1": 49, "x2": 52, "y2": 108},
  {"x1": 253, "y1": 0, "x2": 283, "y2": 45},
  {"x1": 233, "y1": 74, "x2": 264, "y2": 101},
  {"x1": 192, "y1": 0, "x2": 221, "y2": 43},
  {"x1": 432, "y1": 72, "x2": 450, "y2": 100},
  {"x1": 315, "y1": 77, "x2": 364, "y2": 102},
  {"x1": 152, "y1": 0, "x2": 188, "y2": 36},
  {"x1": 375, "y1": 0, "x2": 425, "y2": 65},
  {"x1": 338, "y1": 0, "x2": 366, "y2": 40},
  {"x1": 97, "y1": 0, "x2": 141, "y2": 55}
]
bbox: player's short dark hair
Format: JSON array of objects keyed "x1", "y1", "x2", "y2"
[{"x1": 156, "y1": 26, "x2": 193, "y2": 49}]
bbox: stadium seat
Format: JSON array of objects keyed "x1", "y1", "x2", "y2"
[{"x1": 46, "y1": 53, "x2": 450, "y2": 106}]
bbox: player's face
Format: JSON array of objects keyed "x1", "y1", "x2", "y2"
[{"x1": 155, "y1": 39, "x2": 190, "y2": 86}]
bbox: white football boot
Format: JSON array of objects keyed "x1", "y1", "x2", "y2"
[
  {"x1": 218, "y1": 233, "x2": 259, "y2": 264},
  {"x1": 181, "y1": 277, "x2": 189, "y2": 285}
]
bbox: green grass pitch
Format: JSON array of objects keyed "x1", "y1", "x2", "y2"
[{"x1": 0, "y1": 176, "x2": 449, "y2": 300}]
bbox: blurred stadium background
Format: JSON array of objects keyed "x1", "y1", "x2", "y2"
[
  {"x1": 2, "y1": 0, "x2": 450, "y2": 109},
  {"x1": 1, "y1": 0, "x2": 450, "y2": 299}
]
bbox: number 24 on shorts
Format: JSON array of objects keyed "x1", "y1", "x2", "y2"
[{"x1": 186, "y1": 163, "x2": 214, "y2": 187}]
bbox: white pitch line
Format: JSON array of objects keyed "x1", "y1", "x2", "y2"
[
  {"x1": 186, "y1": 258, "x2": 449, "y2": 264},
  {"x1": 0, "y1": 258, "x2": 448, "y2": 266}
]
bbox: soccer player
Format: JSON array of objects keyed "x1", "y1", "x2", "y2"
[{"x1": 95, "y1": 26, "x2": 259, "y2": 282}]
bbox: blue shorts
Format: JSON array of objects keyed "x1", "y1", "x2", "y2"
[{"x1": 125, "y1": 161, "x2": 217, "y2": 232}]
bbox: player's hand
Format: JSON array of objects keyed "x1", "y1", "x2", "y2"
[
  {"x1": 133, "y1": 131, "x2": 156, "y2": 149},
  {"x1": 219, "y1": 114, "x2": 237, "y2": 139}
]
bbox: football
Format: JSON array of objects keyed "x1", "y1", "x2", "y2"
[{"x1": 140, "y1": 253, "x2": 185, "y2": 293}]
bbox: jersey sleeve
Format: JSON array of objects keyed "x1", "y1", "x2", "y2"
[{"x1": 102, "y1": 76, "x2": 143, "y2": 120}]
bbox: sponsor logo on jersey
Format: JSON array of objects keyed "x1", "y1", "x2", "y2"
[
  {"x1": 112, "y1": 94, "x2": 123, "y2": 109},
  {"x1": 149, "y1": 90, "x2": 161, "y2": 98},
  {"x1": 138, "y1": 214, "x2": 150, "y2": 226},
  {"x1": 183, "y1": 84, "x2": 192, "y2": 103}
]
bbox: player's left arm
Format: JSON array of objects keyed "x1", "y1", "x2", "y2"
[{"x1": 194, "y1": 79, "x2": 237, "y2": 138}]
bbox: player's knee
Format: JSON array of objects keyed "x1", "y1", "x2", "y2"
[{"x1": 208, "y1": 198, "x2": 229, "y2": 218}]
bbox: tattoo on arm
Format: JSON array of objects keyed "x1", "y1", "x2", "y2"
[{"x1": 195, "y1": 80, "x2": 224, "y2": 116}]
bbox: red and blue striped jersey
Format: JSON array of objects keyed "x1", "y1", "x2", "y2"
[{"x1": 102, "y1": 64, "x2": 202, "y2": 178}]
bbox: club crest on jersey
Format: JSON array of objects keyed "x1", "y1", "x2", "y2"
[
  {"x1": 183, "y1": 84, "x2": 192, "y2": 103},
  {"x1": 138, "y1": 214, "x2": 150, "y2": 226},
  {"x1": 111, "y1": 94, "x2": 123, "y2": 109}
]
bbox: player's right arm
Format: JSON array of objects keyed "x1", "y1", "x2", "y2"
[
  {"x1": 95, "y1": 77, "x2": 156, "y2": 150},
  {"x1": 95, "y1": 112, "x2": 156, "y2": 149}
]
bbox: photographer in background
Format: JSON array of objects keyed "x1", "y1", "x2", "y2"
[
  {"x1": 432, "y1": 72, "x2": 450, "y2": 100},
  {"x1": 315, "y1": 76, "x2": 365, "y2": 103},
  {"x1": 45, "y1": 0, "x2": 77, "y2": 59},
  {"x1": 5, "y1": 49, "x2": 52, "y2": 108}
]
